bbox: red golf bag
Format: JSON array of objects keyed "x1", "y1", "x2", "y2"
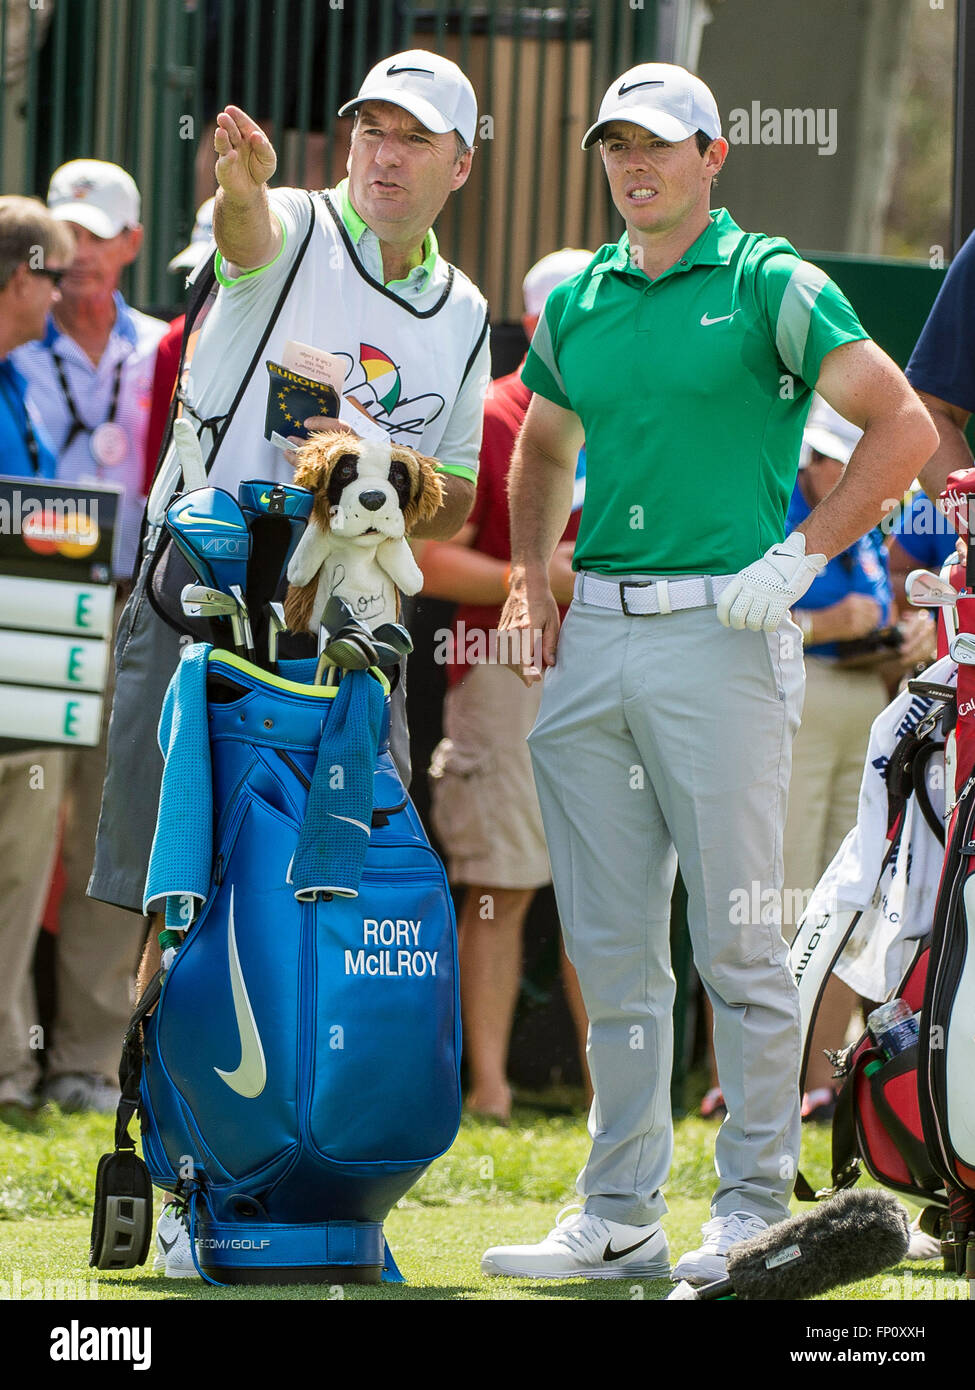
[{"x1": 792, "y1": 469, "x2": 975, "y2": 1273}]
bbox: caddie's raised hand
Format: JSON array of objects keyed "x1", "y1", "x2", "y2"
[
  {"x1": 214, "y1": 105, "x2": 277, "y2": 198},
  {"x1": 717, "y1": 530, "x2": 827, "y2": 632}
]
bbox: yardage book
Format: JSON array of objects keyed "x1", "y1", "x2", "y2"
[{"x1": 0, "y1": 476, "x2": 120, "y2": 750}]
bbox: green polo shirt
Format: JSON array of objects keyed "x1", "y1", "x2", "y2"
[{"x1": 522, "y1": 208, "x2": 869, "y2": 576}]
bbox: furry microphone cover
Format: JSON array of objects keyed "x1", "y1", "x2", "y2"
[{"x1": 726, "y1": 1189, "x2": 910, "y2": 1300}]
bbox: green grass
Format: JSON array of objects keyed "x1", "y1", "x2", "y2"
[{"x1": 0, "y1": 1087, "x2": 957, "y2": 1303}]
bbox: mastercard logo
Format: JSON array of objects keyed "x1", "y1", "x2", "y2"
[{"x1": 23, "y1": 507, "x2": 100, "y2": 558}]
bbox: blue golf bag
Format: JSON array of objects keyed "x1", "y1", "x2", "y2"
[{"x1": 91, "y1": 648, "x2": 461, "y2": 1285}]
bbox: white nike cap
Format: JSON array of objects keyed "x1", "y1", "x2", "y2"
[
  {"x1": 338, "y1": 49, "x2": 477, "y2": 148},
  {"x1": 523, "y1": 248, "x2": 593, "y2": 317},
  {"x1": 582, "y1": 62, "x2": 721, "y2": 150},
  {"x1": 47, "y1": 159, "x2": 141, "y2": 239},
  {"x1": 801, "y1": 396, "x2": 863, "y2": 467}
]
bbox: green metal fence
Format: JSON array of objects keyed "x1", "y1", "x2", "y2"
[{"x1": 0, "y1": 0, "x2": 660, "y2": 316}]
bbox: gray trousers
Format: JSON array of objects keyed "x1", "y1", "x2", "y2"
[
  {"x1": 527, "y1": 588, "x2": 805, "y2": 1226},
  {"x1": 89, "y1": 552, "x2": 412, "y2": 915}
]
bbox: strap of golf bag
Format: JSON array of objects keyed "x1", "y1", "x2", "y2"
[
  {"x1": 145, "y1": 192, "x2": 318, "y2": 636},
  {"x1": 115, "y1": 967, "x2": 164, "y2": 1152},
  {"x1": 88, "y1": 967, "x2": 164, "y2": 1269}
]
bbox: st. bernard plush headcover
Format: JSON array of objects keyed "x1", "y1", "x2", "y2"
[{"x1": 284, "y1": 432, "x2": 444, "y2": 633}]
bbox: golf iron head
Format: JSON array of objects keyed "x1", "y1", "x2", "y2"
[
  {"x1": 371, "y1": 622, "x2": 413, "y2": 658},
  {"x1": 905, "y1": 569, "x2": 960, "y2": 608},
  {"x1": 949, "y1": 632, "x2": 975, "y2": 666},
  {"x1": 180, "y1": 583, "x2": 247, "y2": 653}
]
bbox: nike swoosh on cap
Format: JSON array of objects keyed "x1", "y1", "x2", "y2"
[
  {"x1": 603, "y1": 1234, "x2": 655, "y2": 1261},
  {"x1": 387, "y1": 64, "x2": 435, "y2": 78},
  {"x1": 213, "y1": 888, "x2": 267, "y2": 1099},
  {"x1": 618, "y1": 79, "x2": 666, "y2": 96}
]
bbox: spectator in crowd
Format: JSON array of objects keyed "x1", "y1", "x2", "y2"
[
  {"x1": 12, "y1": 160, "x2": 168, "y2": 1113},
  {"x1": 421, "y1": 248, "x2": 593, "y2": 1122},
  {"x1": 0, "y1": 196, "x2": 74, "y2": 1110}
]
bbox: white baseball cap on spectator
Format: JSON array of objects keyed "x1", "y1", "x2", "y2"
[
  {"x1": 582, "y1": 62, "x2": 721, "y2": 150},
  {"x1": 801, "y1": 396, "x2": 863, "y2": 467},
  {"x1": 523, "y1": 249, "x2": 593, "y2": 318},
  {"x1": 47, "y1": 159, "x2": 141, "y2": 239},
  {"x1": 167, "y1": 197, "x2": 216, "y2": 273},
  {"x1": 338, "y1": 49, "x2": 477, "y2": 148}
]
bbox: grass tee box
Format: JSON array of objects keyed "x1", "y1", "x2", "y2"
[{"x1": 0, "y1": 1096, "x2": 964, "y2": 1304}]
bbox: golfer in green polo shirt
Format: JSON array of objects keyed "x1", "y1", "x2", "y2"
[{"x1": 481, "y1": 62, "x2": 937, "y2": 1286}]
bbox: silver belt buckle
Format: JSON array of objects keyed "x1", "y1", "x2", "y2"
[{"x1": 619, "y1": 580, "x2": 654, "y2": 616}]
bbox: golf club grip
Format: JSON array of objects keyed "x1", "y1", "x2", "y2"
[{"x1": 968, "y1": 495, "x2": 975, "y2": 591}]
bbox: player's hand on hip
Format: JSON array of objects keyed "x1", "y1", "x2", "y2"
[
  {"x1": 499, "y1": 565, "x2": 560, "y2": 686},
  {"x1": 717, "y1": 530, "x2": 827, "y2": 632},
  {"x1": 214, "y1": 105, "x2": 277, "y2": 196}
]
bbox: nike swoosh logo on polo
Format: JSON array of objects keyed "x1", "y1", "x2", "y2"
[
  {"x1": 603, "y1": 1234, "x2": 655, "y2": 1262},
  {"x1": 700, "y1": 311, "x2": 740, "y2": 326},
  {"x1": 213, "y1": 888, "x2": 267, "y2": 1099},
  {"x1": 387, "y1": 64, "x2": 434, "y2": 78},
  {"x1": 618, "y1": 79, "x2": 666, "y2": 96}
]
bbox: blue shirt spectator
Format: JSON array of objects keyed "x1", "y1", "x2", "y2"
[
  {"x1": 888, "y1": 491, "x2": 958, "y2": 573},
  {"x1": 0, "y1": 357, "x2": 56, "y2": 477}
]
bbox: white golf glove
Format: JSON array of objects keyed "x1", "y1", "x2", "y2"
[{"x1": 717, "y1": 531, "x2": 827, "y2": 632}]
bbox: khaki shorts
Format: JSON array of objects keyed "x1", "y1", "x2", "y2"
[{"x1": 429, "y1": 661, "x2": 551, "y2": 889}]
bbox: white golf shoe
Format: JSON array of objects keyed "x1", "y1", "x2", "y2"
[
  {"x1": 671, "y1": 1210, "x2": 769, "y2": 1286},
  {"x1": 481, "y1": 1205, "x2": 670, "y2": 1279},
  {"x1": 152, "y1": 1202, "x2": 199, "y2": 1278}
]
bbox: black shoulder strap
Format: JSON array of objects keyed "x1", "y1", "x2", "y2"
[
  {"x1": 202, "y1": 191, "x2": 318, "y2": 471},
  {"x1": 136, "y1": 193, "x2": 319, "y2": 577},
  {"x1": 794, "y1": 1046, "x2": 870, "y2": 1202},
  {"x1": 113, "y1": 967, "x2": 164, "y2": 1153},
  {"x1": 913, "y1": 738, "x2": 947, "y2": 847},
  {"x1": 159, "y1": 190, "x2": 319, "y2": 491}
]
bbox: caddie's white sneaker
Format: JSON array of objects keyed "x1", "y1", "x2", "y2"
[
  {"x1": 152, "y1": 1202, "x2": 198, "y2": 1278},
  {"x1": 481, "y1": 1205, "x2": 670, "y2": 1280},
  {"x1": 671, "y1": 1210, "x2": 769, "y2": 1286}
]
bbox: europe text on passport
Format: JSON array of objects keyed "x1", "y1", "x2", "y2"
[{"x1": 264, "y1": 360, "x2": 341, "y2": 442}]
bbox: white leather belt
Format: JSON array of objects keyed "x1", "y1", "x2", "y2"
[{"x1": 573, "y1": 571, "x2": 735, "y2": 616}]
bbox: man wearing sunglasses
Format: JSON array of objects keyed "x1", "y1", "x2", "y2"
[
  {"x1": 0, "y1": 195, "x2": 73, "y2": 1109},
  {"x1": 11, "y1": 162, "x2": 168, "y2": 1117}
]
